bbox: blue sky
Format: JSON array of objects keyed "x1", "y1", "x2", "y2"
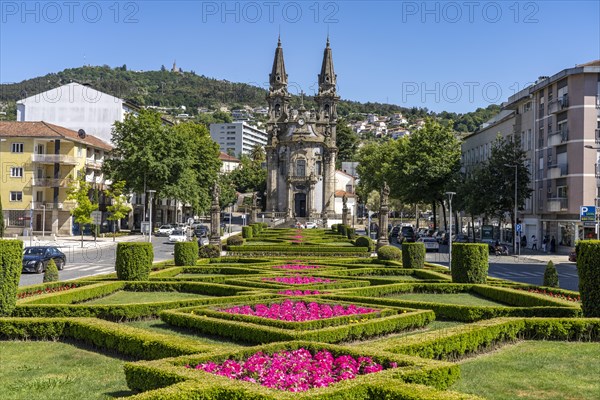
[{"x1": 1, "y1": 1, "x2": 598, "y2": 113}]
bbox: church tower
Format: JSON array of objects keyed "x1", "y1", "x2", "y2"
[{"x1": 265, "y1": 38, "x2": 339, "y2": 226}]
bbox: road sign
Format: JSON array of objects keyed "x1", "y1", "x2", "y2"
[
  {"x1": 141, "y1": 222, "x2": 151, "y2": 234},
  {"x1": 91, "y1": 211, "x2": 102, "y2": 225},
  {"x1": 580, "y1": 206, "x2": 596, "y2": 227},
  {"x1": 516, "y1": 224, "x2": 522, "y2": 233}
]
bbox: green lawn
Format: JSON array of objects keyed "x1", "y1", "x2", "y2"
[
  {"x1": 347, "y1": 321, "x2": 464, "y2": 347},
  {"x1": 0, "y1": 341, "x2": 132, "y2": 400},
  {"x1": 452, "y1": 341, "x2": 600, "y2": 400},
  {"x1": 84, "y1": 291, "x2": 211, "y2": 305},
  {"x1": 386, "y1": 292, "x2": 508, "y2": 307},
  {"x1": 125, "y1": 319, "x2": 248, "y2": 348},
  {"x1": 366, "y1": 275, "x2": 421, "y2": 281}
]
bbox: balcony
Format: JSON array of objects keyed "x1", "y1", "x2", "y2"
[
  {"x1": 32, "y1": 202, "x2": 64, "y2": 210},
  {"x1": 31, "y1": 178, "x2": 73, "y2": 188},
  {"x1": 31, "y1": 154, "x2": 78, "y2": 165},
  {"x1": 547, "y1": 197, "x2": 568, "y2": 212},
  {"x1": 547, "y1": 163, "x2": 568, "y2": 179},
  {"x1": 85, "y1": 157, "x2": 104, "y2": 169},
  {"x1": 547, "y1": 128, "x2": 568, "y2": 146},
  {"x1": 548, "y1": 95, "x2": 569, "y2": 114}
]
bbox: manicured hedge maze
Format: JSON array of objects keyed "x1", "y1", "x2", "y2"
[{"x1": 1, "y1": 230, "x2": 598, "y2": 400}]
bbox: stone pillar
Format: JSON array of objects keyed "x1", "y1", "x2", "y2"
[
  {"x1": 342, "y1": 196, "x2": 350, "y2": 226},
  {"x1": 287, "y1": 182, "x2": 294, "y2": 218},
  {"x1": 321, "y1": 149, "x2": 336, "y2": 227},
  {"x1": 377, "y1": 182, "x2": 390, "y2": 249},
  {"x1": 250, "y1": 193, "x2": 258, "y2": 224},
  {"x1": 209, "y1": 183, "x2": 221, "y2": 250},
  {"x1": 266, "y1": 147, "x2": 277, "y2": 212}
]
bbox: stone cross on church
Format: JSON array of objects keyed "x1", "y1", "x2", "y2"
[{"x1": 265, "y1": 37, "x2": 339, "y2": 227}]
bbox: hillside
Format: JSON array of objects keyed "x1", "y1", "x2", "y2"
[{"x1": 0, "y1": 65, "x2": 499, "y2": 132}]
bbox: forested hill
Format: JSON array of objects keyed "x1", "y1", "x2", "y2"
[{"x1": 0, "y1": 65, "x2": 500, "y2": 133}]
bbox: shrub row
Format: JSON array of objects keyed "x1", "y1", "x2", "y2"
[
  {"x1": 0, "y1": 239, "x2": 23, "y2": 316},
  {"x1": 160, "y1": 308, "x2": 435, "y2": 344},
  {"x1": 576, "y1": 240, "x2": 600, "y2": 317},
  {"x1": 222, "y1": 277, "x2": 370, "y2": 291},
  {"x1": 227, "y1": 245, "x2": 370, "y2": 254},
  {"x1": 17, "y1": 281, "x2": 125, "y2": 305},
  {"x1": 241, "y1": 226, "x2": 253, "y2": 238}
]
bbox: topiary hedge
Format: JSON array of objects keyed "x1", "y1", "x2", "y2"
[
  {"x1": 451, "y1": 243, "x2": 488, "y2": 284},
  {"x1": 331, "y1": 224, "x2": 338, "y2": 232},
  {"x1": 377, "y1": 245, "x2": 402, "y2": 261},
  {"x1": 576, "y1": 240, "x2": 600, "y2": 317},
  {"x1": 226, "y1": 235, "x2": 244, "y2": 246},
  {"x1": 402, "y1": 242, "x2": 426, "y2": 269},
  {"x1": 115, "y1": 242, "x2": 154, "y2": 281},
  {"x1": 43, "y1": 259, "x2": 59, "y2": 282},
  {"x1": 543, "y1": 260, "x2": 559, "y2": 288},
  {"x1": 250, "y1": 224, "x2": 260, "y2": 235},
  {"x1": 241, "y1": 226, "x2": 253, "y2": 239},
  {"x1": 354, "y1": 236, "x2": 373, "y2": 251},
  {"x1": 347, "y1": 227, "x2": 356, "y2": 240},
  {"x1": 174, "y1": 242, "x2": 199, "y2": 266},
  {"x1": 199, "y1": 244, "x2": 221, "y2": 259},
  {"x1": 0, "y1": 239, "x2": 23, "y2": 316}
]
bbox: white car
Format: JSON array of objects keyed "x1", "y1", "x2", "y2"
[
  {"x1": 417, "y1": 236, "x2": 440, "y2": 252},
  {"x1": 168, "y1": 229, "x2": 188, "y2": 243},
  {"x1": 305, "y1": 221, "x2": 318, "y2": 229},
  {"x1": 157, "y1": 224, "x2": 174, "y2": 236}
]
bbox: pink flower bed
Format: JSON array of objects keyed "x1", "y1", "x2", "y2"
[
  {"x1": 186, "y1": 348, "x2": 389, "y2": 392},
  {"x1": 277, "y1": 290, "x2": 322, "y2": 296},
  {"x1": 272, "y1": 264, "x2": 321, "y2": 270},
  {"x1": 262, "y1": 276, "x2": 333, "y2": 285},
  {"x1": 220, "y1": 299, "x2": 377, "y2": 321}
]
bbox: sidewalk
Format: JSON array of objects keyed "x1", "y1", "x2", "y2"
[
  {"x1": 508, "y1": 245, "x2": 572, "y2": 265},
  {"x1": 11, "y1": 233, "x2": 145, "y2": 249}
]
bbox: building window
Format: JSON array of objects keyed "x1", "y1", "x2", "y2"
[
  {"x1": 8, "y1": 210, "x2": 26, "y2": 226},
  {"x1": 10, "y1": 191, "x2": 23, "y2": 202},
  {"x1": 527, "y1": 129, "x2": 532, "y2": 150},
  {"x1": 10, "y1": 167, "x2": 23, "y2": 178},
  {"x1": 346, "y1": 184, "x2": 353, "y2": 193},
  {"x1": 316, "y1": 161, "x2": 322, "y2": 175},
  {"x1": 296, "y1": 159, "x2": 306, "y2": 177},
  {"x1": 280, "y1": 160, "x2": 286, "y2": 175},
  {"x1": 11, "y1": 143, "x2": 24, "y2": 153},
  {"x1": 524, "y1": 102, "x2": 531, "y2": 112}
]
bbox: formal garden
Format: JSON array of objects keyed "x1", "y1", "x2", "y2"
[{"x1": 1, "y1": 224, "x2": 599, "y2": 399}]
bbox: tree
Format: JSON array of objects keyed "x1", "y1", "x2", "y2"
[
  {"x1": 336, "y1": 118, "x2": 359, "y2": 166},
  {"x1": 0, "y1": 196, "x2": 4, "y2": 237},
  {"x1": 212, "y1": 111, "x2": 233, "y2": 123},
  {"x1": 356, "y1": 141, "x2": 394, "y2": 195},
  {"x1": 229, "y1": 155, "x2": 267, "y2": 195},
  {"x1": 106, "y1": 181, "x2": 132, "y2": 241},
  {"x1": 67, "y1": 175, "x2": 98, "y2": 248},
  {"x1": 249, "y1": 144, "x2": 265, "y2": 163},
  {"x1": 218, "y1": 173, "x2": 238, "y2": 210}
]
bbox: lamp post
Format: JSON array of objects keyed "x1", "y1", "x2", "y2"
[
  {"x1": 42, "y1": 204, "x2": 46, "y2": 238},
  {"x1": 147, "y1": 190, "x2": 156, "y2": 243},
  {"x1": 584, "y1": 145, "x2": 600, "y2": 239},
  {"x1": 445, "y1": 192, "x2": 456, "y2": 272},
  {"x1": 504, "y1": 164, "x2": 519, "y2": 257}
]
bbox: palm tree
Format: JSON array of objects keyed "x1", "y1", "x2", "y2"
[{"x1": 249, "y1": 144, "x2": 265, "y2": 163}]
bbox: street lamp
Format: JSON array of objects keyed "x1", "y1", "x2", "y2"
[
  {"x1": 504, "y1": 164, "x2": 519, "y2": 258},
  {"x1": 584, "y1": 145, "x2": 600, "y2": 239},
  {"x1": 147, "y1": 190, "x2": 156, "y2": 243},
  {"x1": 445, "y1": 192, "x2": 456, "y2": 272}
]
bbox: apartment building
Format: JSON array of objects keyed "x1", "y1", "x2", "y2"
[
  {"x1": 209, "y1": 122, "x2": 268, "y2": 156},
  {"x1": 462, "y1": 60, "x2": 600, "y2": 249},
  {"x1": 0, "y1": 121, "x2": 112, "y2": 236}
]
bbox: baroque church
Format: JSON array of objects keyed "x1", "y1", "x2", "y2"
[{"x1": 265, "y1": 38, "x2": 340, "y2": 226}]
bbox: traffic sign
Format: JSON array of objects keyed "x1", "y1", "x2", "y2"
[
  {"x1": 516, "y1": 224, "x2": 522, "y2": 233},
  {"x1": 91, "y1": 210, "x2": 102, "y2": 225},
  {"x1": 581, "y1": 206, "x2": 596, "y2": 227}
]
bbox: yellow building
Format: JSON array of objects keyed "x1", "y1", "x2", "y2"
[{"x1": 0, "y1": 121, "x2": 112, "y2": 236}]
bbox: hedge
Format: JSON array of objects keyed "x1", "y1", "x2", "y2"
[
  {"x1": 576, "y1": 240, "x2": 600, "y2": 317},
  {"x1": 402, "y1": 243, "x2": 426, "y2": 269},
  {"x1": 377, "y1": 245, "x2": 402, "y2": 261},
  {"x1": 43, "y1": 259, "x2": 59, "y2": 282},
  {"x1": 226, "y1": 235, "x2": 244, "y2": 246},
  {"x1": 251, "y1": 224, "x2": 260, "y2": 235},
  {"x1": 451, "y1": 243, "x2": 488, "y2": 284},
  {"x1": 543, "y1": 260, "x2": 559, "y2": 288},
  {"x1": 346, "y1": 227, "x2": 356, "y2": 240},
  {"x1": 116, "y1": 242, "x2": 154, "y2": 281},
  {"x1": 174, "y1": 242, "x2": 199, "y2": 266},
  {"x1": 0, "y1": 239, "x2": 23, "y2": 316},
  {"x1": 242, "y1": 226, "x2": 253, "y2": 239},
  {"x1": 354, "y1": 236, "x2": 373, "y2": 251},
  {"x1": 199, "y1": 244, "x2": 221, "y2": 259}
]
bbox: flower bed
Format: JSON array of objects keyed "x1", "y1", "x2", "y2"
[
  {"x1": 278, "y1": 290, "x2": 323, "y2": 296},
  {"x1": 17, "y1": 283, "x2": 80, "y2": 299},
  {"x1": 220, "y1": 299, "x2": 377, "y2": 322},
  {"x1": 262, "y1": 276, "x2": 334, "y2": 285},
  {"x1": 185, "y1": 348, "x2": 389, "y2": 392},
  {"x1": 272, "y1": 264, "x2": 321, "y2": 270},
  {"x1": 517, "y1": 287, "x2": 580, "y2": 302}
]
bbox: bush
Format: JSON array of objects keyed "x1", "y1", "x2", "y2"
[
  {"x1": 242, "y1": 226, "x2": 253, "y2": 239},
  {"x1": 402, "y1": 242, "x2": 426, "y2": 269},
  {"x1": 174, "y1": 242, "x2": 199, "y2": 266},
  {"x1": 543, "y1": 260, "x2": 559, "y2": 288},
  {"x1": 347, "y1": 227, "x2": 356, "y2": 240},
  {"x1": 339, "y1": 225, "x2": 348, "y2": 237},
  {"x1": 199, "y1": 244, "x2": 221, "y2": 259},
  {"x1": 226, "y1": 235, "x2": 244, "y2": 246},
  {"x1": 576, "y1": 240, "x2": 600, "y2": 317},
  {"x1": 377, "y1": 245, "x2": 402, "y2": 261},
  {"x1": 354, "y1": 236, "x2": 373, "y2": 251},
  {"x1": 331, "y1": 224, "x2": 338, "y2": 232},
  {"x1": 0, "y1": 240, "x2": 23, "y2": 316},
  {"x1": 251, "y1": 224, "x2": 260, "y2": 235},
  {"x1": 115, "y1": 242, "x2": 154, "y2": 281},
  {"x1": 43, "y1": 259, "x2": 59, "y2": 283},
  {"x1": 451, "y1": 243, "x2": 488, "y2": 284}
]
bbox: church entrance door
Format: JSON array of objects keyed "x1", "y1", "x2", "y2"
[{"x1": 294, "y1": 193, "x2": 307, "y2": 217}]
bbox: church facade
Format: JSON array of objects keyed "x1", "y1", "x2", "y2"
[{"x1": 265, "y1": 38, "x2": 339, "y2": 226}]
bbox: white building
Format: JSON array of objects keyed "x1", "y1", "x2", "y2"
[
  {"x1": 16, "y1": 82, "x2": 127, "y2": 144},
  {"x1": 210, "y1": 122, "x2": 268, "y2": 156}
]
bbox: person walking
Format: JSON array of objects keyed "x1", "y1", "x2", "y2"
[
  {"x1": 531, "y1": 235, "x2": 537, "y2": 250},
  {"x1": 550, "y1": 236, "x2": 556, "y2": 253},
  {"x1": 542, "y1": 236, "x2": 548, "y2": 253}
]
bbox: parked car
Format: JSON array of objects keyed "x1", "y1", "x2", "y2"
[
  {"x1": 157, "y1": 224, "x2": 174, "y2": 236},
  {"x1": 194, "y1": 224, "x2": 209, "y2": 237},
  {"x1": 453, "y1": 234, "x2": 470, "y2": 243},
  {"x1": 390, "y1": 226, "x2": 401, "y2": 240},
  {"x1": 416, "y1": 236, "x2": 439, "y2": 252},
  {"x1": 399, "y1": 226, "x2": 416, "y2": 243},
  {"x1": 568, "y1": 249, "x2": 577, "y2": 262},
  {"x1": 22, "y1": 246, "x2": 66, "y2": 273},
  {"x1": 168, "y1": 229, "x2": 188, "y2": 243},
  {"x1": 305, "y1": 221, "x2": 317, "y2": 229},
  {"x1": 197, "y1": 236, "x2": 209, "y2": 246}
]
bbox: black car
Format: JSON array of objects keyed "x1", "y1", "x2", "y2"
[
  {"x1": 22, "y1": 246, "x2": 66, "y2": 273},
  {"x1": 399, "y1": 226, "x2": 416, "y2": 243},
  {"x1": 194, "y1": 225, "x2": 209, "y2": 237},
  {"x1": 390, "y1": 226, "x2": 401, "y2": 239}
]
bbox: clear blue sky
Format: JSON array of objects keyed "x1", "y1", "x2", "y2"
[{"x1": 1, "y1": 1, "x2": 598, "y2": 113}]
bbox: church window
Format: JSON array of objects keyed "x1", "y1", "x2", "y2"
[
  {"x1": 280, "y1": 160, "x2": 286, "y2": 175},
  {"x1": 296, "y1": 159, "x2": 306, "y2": 177},
  {"x1": 316, "y1": 161, "x2": 322, "y2": 175}
]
